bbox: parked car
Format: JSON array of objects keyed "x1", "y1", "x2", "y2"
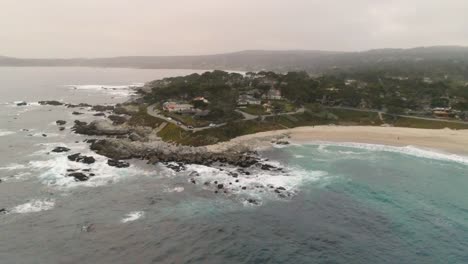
[
  {"x1": 167, "y1": 117, "x2": 172, "y2": 121},
  {"x1": 209, "y1": 123, "x2": 216, "y2": 127}
]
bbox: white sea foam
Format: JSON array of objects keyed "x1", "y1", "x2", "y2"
[
  {"x1": 28, "y1": 148, "x2": 153, "y2": 188},
  {"x1": 308, "y1": 141, "x2": 468, "y2": 165},
  {"x1": 0, "y1": 129, "x2": 15, "y2": 137},
  {"x1": 185, "y1": 163, "x2": 328, "y2": 205},
  {"x1": 166, "y1": 186, "x2": 185, "y2": 193},
  {"x1": 0, "y1": 163, "x2": 27, "y2": 171},
  {"x1": 65, "y1": 84, "x2": 141, "y2": 98},
  {"x1": 121, "y1": 211, "x2": 144, "y2": 223},
  {"x1": 11, "y1": 199, "x2": 55, "y2": 214}
]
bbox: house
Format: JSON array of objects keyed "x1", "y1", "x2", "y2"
[
  {"x1": 237, "y1": 95, "x2": 261, "y2": 106},
  {"x1": 163, "y1": 102, "x2": 195, "y2": 113},
  {"x1": 193, "y1": 96, "x2": 209, "y2": 104},
  {"x1": 432, "y1": 107, "x2": 452, "y2": 118},
  {"x1": 262, "y1": 88, "x2": 282, "y2": 100}
]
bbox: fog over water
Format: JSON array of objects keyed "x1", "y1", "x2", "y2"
[{"x1": 1, "y1": 0, "x2": 468, "y2": 57}]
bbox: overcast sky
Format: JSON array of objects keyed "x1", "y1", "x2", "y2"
[{"x1": 1, "y1": 0, "x2": 467, "y2": 58}]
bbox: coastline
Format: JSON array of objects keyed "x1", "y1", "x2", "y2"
[{"x1": 208, "y1": 126, "x2": 468, "y2": 156}]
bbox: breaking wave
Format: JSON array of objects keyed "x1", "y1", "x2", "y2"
[
  {"x1": 121, "y1": 211, "x2": 145, "y2": 223},
  {"x1": 11, "y1": 199, "x2": 55, "y2": 214},
  {"x1": 306, "y1": 141, "x2": 468, "y2": 165}
]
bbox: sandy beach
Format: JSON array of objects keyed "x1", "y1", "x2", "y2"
[{"x1": 209, "y1": 126, "x2": 468, "y2": 156}]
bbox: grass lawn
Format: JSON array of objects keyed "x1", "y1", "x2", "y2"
[
  {"x1": 127, "y1": 106, "x2": 165, "y2": 128},
  {"x1": 241, "y1": 105, "x2": 268, "y2": 115},
  {"x1": 164, "y1": 112, "x2": 211, "y2": 127},
  {"x1": 383, "y1": 115, "x2": 468, "y2": 129},
  {"x1": 328, "y1": 108, "x2": 383, "y2": 126}
]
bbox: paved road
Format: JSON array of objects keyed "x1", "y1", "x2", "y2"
[
  {"x1": 148, "y1": 104, "x2": 306, "y2": 132},
  {"x1": 328, "y1": 106, "x2": 468, "y2": 125},
  {"x1": 236, "y1": 107, "x2": 305, "y2": 121},
  {"x1": 147, "y1": 104, "x2": 225, "y2": 132}
]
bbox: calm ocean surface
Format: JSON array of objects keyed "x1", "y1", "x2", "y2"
[{"x1": 0, "y1": 67, "x2": 467, "y2": 263}]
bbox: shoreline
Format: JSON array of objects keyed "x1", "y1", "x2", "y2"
[{"x1": 208, "y1": 126, "x2": 468, "y2": 156}]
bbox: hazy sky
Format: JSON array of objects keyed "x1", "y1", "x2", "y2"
[{"x1": 1, "y1": 0, "x2": 467, "y2": 58}]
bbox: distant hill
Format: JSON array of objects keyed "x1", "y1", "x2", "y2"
[{"x1": 2, "y1": 46, "x2": 468, "y2": 77}]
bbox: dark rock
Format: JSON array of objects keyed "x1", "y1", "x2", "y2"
[
  {"x1": 42, "y1": 134, "x2": 47, "y2": 137},
  {"x1": 84, "y1": 139, "x2": 97, "y2": 144},
  {"x1": 59, "y1": 127, "x2": 65, "y2": 131},
  {"x1": 235, "y1": 180, "x2": 239, "y2": 183},
  {"x1": 93, "y1": 112, "x2": 106, "y2": 117},
  {"x1": 108, "y1": 115, "x2": 127, "y2": 125},
  {"x1": 56, "y1": 120, "x2": 67, "y2": 125},
  {"x1": 68, "y1": 153, "x2": 96, "y2": 164},
  {"x1": 276, "y1": 140, "x2": 290, "y2": 145},
  {"x1": 72, "y1": 120, "x2": 129, "y2": 136},
  {"x1": 66, "y1": 169, "x2": 77, "y2": 172},
  {"x1": 242, "y1": 186, "x2": 247, "y2": 190},
  {"x1": 204, "y1": 181, "x2": 210, "y2": 186},
  {"x1": 68, "y1": 172, "x2": 89, "y2": 182},
  {"x1": 107, "y1": 159, "x2": 130, "y2": 168},
  {"x1": 0, "y1": 208, "x2": 7, "y2": 214},
  {"x1": 113, "y1": 107, "x2": 130, "y2": 115},
  {"x1": 260, "y1": 164, "x2": 277, "y2": 171},
  {"x1": 51, "y1": 147, "x2": 70, "y2": 153},
  {"x1": 190, "y1": 178, "x2": 196, "y2": 184},
  {"x1": 39, "y1": 100, "x2": 63, "y2": 106},
  {"x1": 277, "y1": 187, "x2": 286, "y2": 191},
  {"x1": 247, "y1": 199, "x2": 258, "y2": 205},
  {"x1": 82, "y1": 169, "x2": 91, "y2": 172},
  {"x1": 72, "y1": 111, "x2": 84, "y2": 115},
  {"x1": 66, "y1": 103, "x2": 92, "y2": 108},
  {"x1": 92, "y1": 105, "x2": 114, "y2": 112},
  {"x1": 16, "y1": 101, "x2": 27, "y2": 106},
  {"x1": 217, "y1": 184, "x2": 224, "y2": 189}
]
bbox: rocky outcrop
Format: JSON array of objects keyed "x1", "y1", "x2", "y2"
[
  {"x1": 39, "y1": 100, "x2": 63, "y2": 106},
  {"x1": 66, "y1": 103, "x2": 92, "y2": 108},
  {"x1": 56, "y1": 120, "x2": 67, "y2": 126},
  {"x1": 52, "y1": 147, "x2": 70, "y2": 153},
  {"x1": 67, "y1": 153, "x2": 96, "y2": 164},
  {"x1": 72, "y1": 111, "x2": 84, "y2": 115},
  {"x1": 89, "y1": 138, "x2": 260, "y2": 167},
  {"x1": 108, "y1": 115, "x2": 127, "y2": 125},
  {"x1": 92, "y1": 105, "x2": 114, "y2": 112},
  {"x1": 107, "y1": 159, "x2": 130, "y2": 168},
  {"x1": 68, "y1": 172, "x2": 90, "y2": 182},
  {"x1": 72, "y1": 120, "x2": 130, "y2": 136},
  {"x1": 16, "y1": 101, "x2": 27, "y2": 106}
]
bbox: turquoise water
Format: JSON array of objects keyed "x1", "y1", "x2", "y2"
[
  {"x1": 1, "y1": 67, "x2": 467, "y2": 263},
  {"x1": 271, "y1": 143, "x2": 468, "y2": 263}
]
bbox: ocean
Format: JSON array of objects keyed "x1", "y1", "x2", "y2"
[{"x1": 1, "y1": 67, "x2": 468, "y2": 264}]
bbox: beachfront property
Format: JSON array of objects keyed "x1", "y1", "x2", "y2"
[
  {"x1": 162, "y1": 101, "x2": 195, "y2": 113},
  {"x1": 432, "y1": 107, "x2": 452, "y2": 118},
  {"x1": 193, "y1": 96, "x2": 209, "y2": 104},
  {"x1": 261, "y1": 88, "x2": 283, "y2": 100},
  {"x1": 238, "y1": 94, "x2": 261, "y2": 106}
]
